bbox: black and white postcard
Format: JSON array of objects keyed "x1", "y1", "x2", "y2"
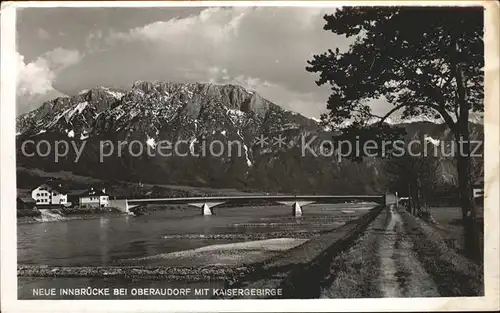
[{"x1": 1, "y1": 1, "x2": 499, "y2": 312}]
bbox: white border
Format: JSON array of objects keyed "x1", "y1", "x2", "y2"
[
  {"x1": 6, "y1": 0, "x2": 499, "y2": 7},
  {"x1": 1, "y1": 1, "x2": 499, "y2": 312}
]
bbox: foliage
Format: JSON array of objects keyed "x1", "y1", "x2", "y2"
[{"x1": 306, "y1": 7, "x2": 484, "y2": 130}]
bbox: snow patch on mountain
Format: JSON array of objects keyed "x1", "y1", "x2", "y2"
[
  {"x1": 80, "y1": 131, "x2": 89, "y2": 140},
  {"x1": 327, "y1": 112, "x2": 484, "y2": 128},
  {"x1": 63, "y1": 102, "x2": 89, "y2": 122},
  {"x1": 99, "y1": 87, "x2": 125, "y2": 100},
  {"x1": 227, "y1": 108, "x2": 245, "y2": 117},
  {"x1": 233, "y1": 130, "x2": 252, "y2": 167},
  {"x1": 193, "y1": 119, "x2": 199, "y2": 132},
  {"x1": 129, "y1": 108, "x2": 140, "y2": 118},
  {"x1": 424, "y1": 135, "x2": 441, "y2": 146},
  {"x1": 75, "y1": 101, "x2": 88, "y2": 114},
  {"x1": 384, "y1": 115, "x2": 445, "y2": 125},
  {"x1": 189, "y1": 137, "x2": 197, "y2": 155},
  {"x1": 146, "y1": 137, "x2": 156, "y2": 148},
  {"x1": 468, "y1": 112, "x2": 484, "y2": 124},
  {"x1": 243, "y1": 144, "x2": 252, "y2": 167}
]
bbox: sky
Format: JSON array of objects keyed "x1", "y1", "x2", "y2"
[{"x1": 16, "y1": 6, "x2": 391, "y2": 117}]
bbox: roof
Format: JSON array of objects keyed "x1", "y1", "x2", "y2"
[
  {"x1": 34, "y1": 181, "x2": 69, "y2": 194},
  {"x1": 67, "y1": 189, "x2": 89, "y2": 196},
  {"x1": 79, "y1": 188, "x2": 108, "y2": 197},
  {"x1": 46, "y1": 181, "x2": 69, "y2": 193},
  {"x1": 17, "y1": 196, "x2": 36, "y2": 204}
]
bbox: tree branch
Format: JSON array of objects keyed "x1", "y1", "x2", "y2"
[
  {"x1": 376, "y1": 102, "x2": 407, "y2": 124},
  {"x1": 387, "y1": 56, "x2": 456, "y2": 128}
]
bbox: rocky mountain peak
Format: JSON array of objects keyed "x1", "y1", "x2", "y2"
[{"x1": 15, "y1": 81, "x2": 311, "y2": 140}]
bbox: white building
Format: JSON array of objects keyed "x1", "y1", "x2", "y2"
[
  {"x1": 31, "y1": 183, "x2": 68, "y2": 206},
  {"x1": 79, "y1": 187, "x2": 109, "y2": 208}
]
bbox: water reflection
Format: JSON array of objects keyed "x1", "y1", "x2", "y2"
[{"x1": 99, "y1": 217, "x2": 109, "y2": 265}]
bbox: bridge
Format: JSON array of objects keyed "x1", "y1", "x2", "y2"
[{"x1": 108, "y1": 194, "x2": 389, "y2": 217}]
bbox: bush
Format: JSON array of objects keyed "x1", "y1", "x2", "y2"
[
  {"x1": 418, "y1": 211, "x2": 432, "y2": 220},
  {"x1": 61, "y1": 206, "x2": 119, "y2": 215},
  {"x1": 17, "y1": 209, "x2": 41, "y2": 218}
]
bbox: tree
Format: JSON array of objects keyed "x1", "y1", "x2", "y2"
[
  {"x1": 306, "y1": 7, "x2": 483, "y2": 262},
  {"x1": 384, "y1": 141, "x2": 441, "y2": 216}
]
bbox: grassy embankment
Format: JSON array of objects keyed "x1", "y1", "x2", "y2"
[
  {"x1": 319, "y1": 208, "x2": 390, "y2": 298},
  {"x1": 427, "y1": 206, "x2": 484, "y2": 256},
  {"x1": 399, "y1": 209, "x2": 483, "y2": 296},
  {"x1": 318, "y1": 207, "x2": 483, "y2": 298}
]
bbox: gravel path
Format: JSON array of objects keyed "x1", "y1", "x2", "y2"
[
  {"x1": 377, "y1": 206, "x2": 439, "y2": 297},
  {"x1": 320, "y1": 205, "x2": 477, "y2": 298}
]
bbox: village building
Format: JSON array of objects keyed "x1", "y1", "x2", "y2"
[
  {"x1": 472, "y1": 178, "x2": 484, "y2": 207},
  {"x1": 31, "y1": 182, "x2": 68, "y2": 206},
  {"x1": 79, "y1": 187, "x2": 110, "y2": 208},
  {"x1": 17, "y1": 196, "x2": 37, "y2": 210}
]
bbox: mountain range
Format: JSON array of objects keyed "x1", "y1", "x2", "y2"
[{"x1": 16, "y1": 81, "x2": 484, "y2": 195}]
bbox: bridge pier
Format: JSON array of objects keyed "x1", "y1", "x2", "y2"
[
  {"x1": 188, "y1": 202, "x2": 226, "y2": 216},
  {"x1": 108, "y1": 199, "x2": 139, "y2": 213},
  {"x1": 276, "y1": 201, "x2": 315, "y2": 217}
]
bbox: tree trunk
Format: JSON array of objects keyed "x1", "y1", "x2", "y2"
[
  {"x1": 408, "y1": 183, "x2": 412, "y2": 213},
  {"x1": 449, "y1": 36, "x2": 482, "y2": 263},
  {"x1": 455, "y1": 135, "x2": 482, "y2": 262},
  {"x1": 454, "y1": 59, "x2": 482, "y2": 262},
  {"x1": 414, "y1": 181, "x2": 421, "y2": 215}
]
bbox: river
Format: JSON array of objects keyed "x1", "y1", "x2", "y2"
[{"x1": 18, "y1": 203, "x2": 374, "y2": 299}]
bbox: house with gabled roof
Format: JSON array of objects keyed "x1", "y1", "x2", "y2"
[
  {"x1": 17, "y1": 196, "x2": 37, "y2": 210},
  {"x1": 78, "y1": 186, "x2": 109, "y2": 208},
  {"x1": 31, "y1": 181, "x2": 68, "y2": 206}
]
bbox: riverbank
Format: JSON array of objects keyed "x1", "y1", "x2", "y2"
[
  {"x1": 18, "y1": 264, "x2": 254, "y2": 281},
  {"x1": 17, "y1": 210, "x2": 126, "y2": 224},
  {"x1": 18, "y1": 237, "x2": 308, "y2": 281}
]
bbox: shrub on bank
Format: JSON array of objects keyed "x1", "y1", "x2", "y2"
[
  {"x1": 17, "y1": 209, "x2": 41, "y2": 218},
  {"x1": 140, "y1": 205, "x2": 186, "y2": 211},
  {"x1": 62, "y1": 206, "x2": 120, "y2": 215}
]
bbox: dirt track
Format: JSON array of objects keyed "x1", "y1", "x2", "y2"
[
  {"x1": 377, "y1": 206, "x2": 439, "y2": 297},
  {"x1": 321, "y1": 206, "x2": 483, "y2": 298}
]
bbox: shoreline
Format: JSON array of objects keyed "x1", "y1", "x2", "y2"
[
  {"x1": 18, "y1": 264, "x2": 254, "y2": 281},
  {"x1": 17, "y1": 211, "x2": 126, "y2": 224}
]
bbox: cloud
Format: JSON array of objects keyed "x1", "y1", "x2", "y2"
[
  {"x1": 43, "y1": 47, "x2": 81, "y2": 69},
  {"x1": 37, "y1": 28, "x2": 50, "y2": 39},
  {"x1": 125, "y1": 9, "x2": 240, "y2": 44},
  {"x1": 50, "y1": 7, "x2": 348, "y2": 118},
  {"x1": 195, "y1": 66, "x2": 331, "y2": 117},
  {"x1": 17, "y1": 48, "x2": 82, "y2": 114},
  {"x1": 17, "y1": 7, "x2": 401, "y2": 120},
  {"x1": 17, "y1": 48, "x2": 81, "y2": 97},
  {"x1": 17, "y1": 53, "x2": 55, "y2": 97}
]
